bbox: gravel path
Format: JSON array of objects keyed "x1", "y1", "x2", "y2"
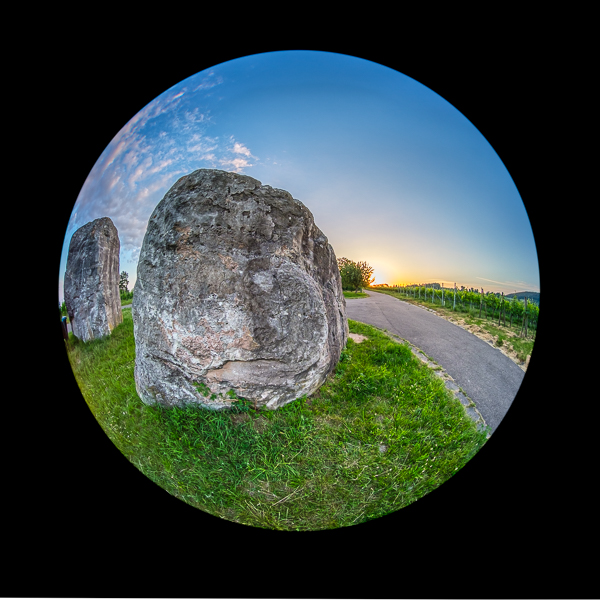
[{"x1": 345, "y1": 291, "x2": 526, "y2": 435}]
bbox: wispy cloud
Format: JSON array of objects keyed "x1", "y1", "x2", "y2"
[
  {"x1": 219, "y1": 157, "x2": 254, "y2": 172},
  {"x1": 232, "y1": 141, "x2": 253, "y2": 157},
  {"x1": 475, "y1": 276, "x2": 538, "y2": 292},
  {"x1": 188, "y1": 139, "x2": 218, "y2": 155},
  {"x1": 218, "y1": 137, "x2": 259, "y2": 172},
  {"x1": 476, "y1": 276, "x2": 526, "y2": 287},
  {"x1": 128, "y1": 156, "x2": 154, "y2": 189},
  {"x1": 192, "y1": 71, "x2": 223, "y2": 92},
  {"x1": 61, "y1": 68, "x2": 258, "y2": 294}
]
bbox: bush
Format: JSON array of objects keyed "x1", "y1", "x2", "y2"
[
  {"x1": 120, "y1": 290, "x2": 134, "y2": 304},
  {"x1": 338, "y1": 257, "x2": 374, "y2": 291}
]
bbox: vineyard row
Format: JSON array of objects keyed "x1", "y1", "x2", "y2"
[{"x1": 379, "y1": 285, "x2": 539, "y2": 337}]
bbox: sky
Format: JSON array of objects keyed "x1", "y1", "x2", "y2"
[{"x1": 58, "y1": 50, "x2": 540, "y2": 303}]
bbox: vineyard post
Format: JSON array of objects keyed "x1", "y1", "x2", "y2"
[
  {"x1": 479, "y1": 288, "x2": 483, "y2": 318},
  {"x1": 453, "y1": 283, "x2": 456, "y2": 311},
  {"x1": 498, "y1": 292, "x2": 501, "y2": 326},
  {"x1": 520, "y1": 296, "x2": 528, "y2": 338}
]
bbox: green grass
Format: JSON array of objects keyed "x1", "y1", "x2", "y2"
[
  {"x1": 369, "y1": 288, "x2": 536, "y2": 362},
  {"x1": 343, "y1": 291, "x2": 369, "y2": 299},
  {"x1": 66, "y1": 307, "x2": 489, "y2": 531}
]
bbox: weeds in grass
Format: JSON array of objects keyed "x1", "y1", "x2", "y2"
[{"x1": 66, "y1": 307, "x2": 488, "y2": 531}]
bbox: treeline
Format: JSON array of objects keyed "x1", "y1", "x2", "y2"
[
  {"x1": 505, "y1": 291, "x2": 540, "y2": 305},
  {"x1": 385, "y1": 284, "x2": 539, "y2": 337}
]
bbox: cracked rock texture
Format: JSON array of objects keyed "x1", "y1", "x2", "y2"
[
  {"x1": 133, "y1": 169, "x2": 348, "y2": 409},
  {"x1": 64, "y1": 217, "x2": 122, "y2": 342}
]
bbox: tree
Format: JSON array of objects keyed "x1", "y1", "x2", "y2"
[
  {"x1": 337, "y1": 257, "x2": 353, "y2": 270},
  {"x1": 340, "y1": 262, "x2": 363, "y2": 291},
  {"x1": 119, "y1": 271, "x2": 129, "y2": 293},
  {"x1": 356, "y1": 261, "x2": 375, "y2": 288},
  {"x1": 337, "y1": 257, "x2": 375, "y2": 291}
]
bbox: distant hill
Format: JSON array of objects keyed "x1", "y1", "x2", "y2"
[{"x1": 505, "y1": 291, "x2": 540, "y2": 304}]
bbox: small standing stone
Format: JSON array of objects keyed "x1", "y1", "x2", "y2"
[{"x1": 64, "y1": 217, "x2": 122, "y2": 342}]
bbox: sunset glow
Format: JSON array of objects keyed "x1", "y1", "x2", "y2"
[{"x1": 59, "y1": 51, "x2": 539, "y2": 302}]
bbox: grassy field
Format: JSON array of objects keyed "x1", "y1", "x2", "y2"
[
  {"x1": 65, "y1": 306, "x2": 489, "y2": 531},
  {"x1": 369, "y1": 287, "x2": 536, "y2": 363},
  {"x1": 343, "y1": 291, "x2": 369, "y2": 299}
]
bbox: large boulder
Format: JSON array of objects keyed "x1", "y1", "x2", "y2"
[
  {"x1": 133, "y1": 169, "x2": 348, "y2": 410},
  {"x1": 64, "y1": 217, "x2": 123, "y2": 342}
]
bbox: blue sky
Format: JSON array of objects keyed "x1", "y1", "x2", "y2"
[{"x1": 58, "y1": 50, "x2": 539, "y2": 303}]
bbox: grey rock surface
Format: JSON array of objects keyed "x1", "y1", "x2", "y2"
[
  {"x1": 133, "y1": 169, "x2": 348, "y2": 410},
  {"x1": 64, "y1": 217, "x2": 122, "y2": 342}
]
